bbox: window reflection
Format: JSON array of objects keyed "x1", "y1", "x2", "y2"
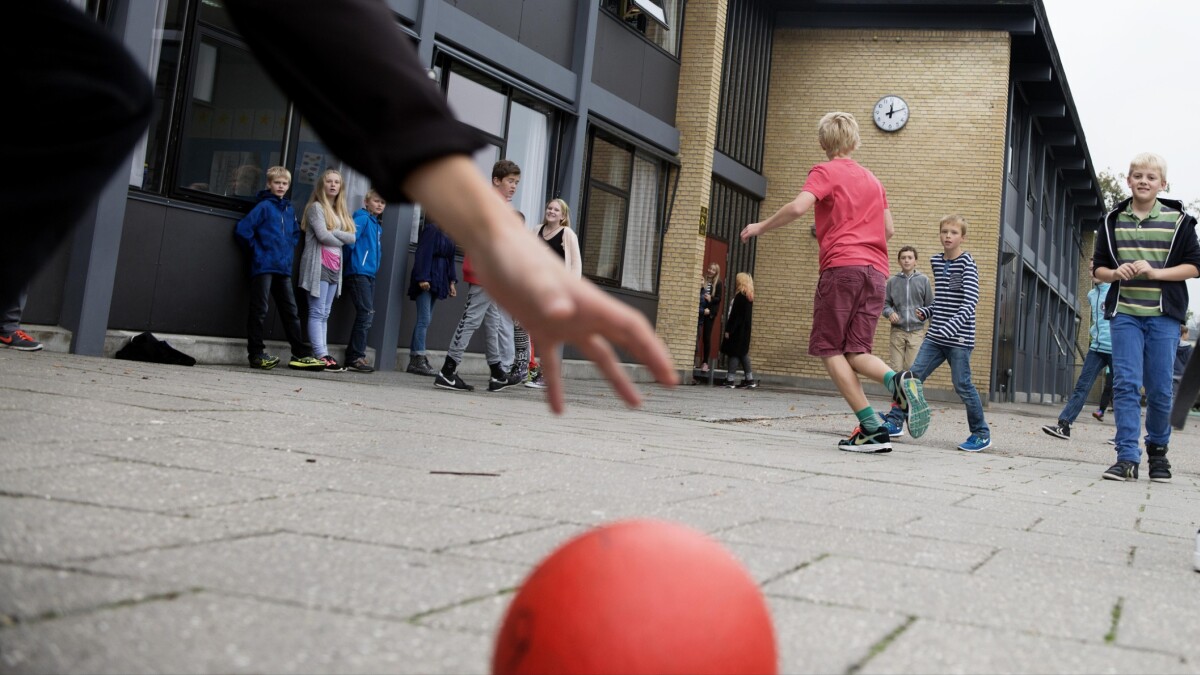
[{"x1": 447, "y1": 69, "x2": 507, "y2": 138}]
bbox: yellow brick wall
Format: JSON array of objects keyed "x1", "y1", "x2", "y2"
[
  {"x1": 752, "y1": 29, "x2": 1011, "y2": 395},
  {"x1": 659, "y1": 0, "x2": 727, "y2": 369}
]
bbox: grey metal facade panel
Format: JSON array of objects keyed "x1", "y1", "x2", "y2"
[
  {"x1": 384, "y1": 0, "x2": 419, "y2": 23},
  {"x1": 638, "y1": 45, "x2": 680, "y2": 124},
  {"x1": 588, "y1": 85, "x2": 681, "y2": 155},
  {"x1": 448, "y1": 0, "x2": 523, "y2": 40},
  {"x1": 712, "y1": 152, "x2": 767, "y2": 200},
  {"x1": 592, "y1": 13, "x2": 646, "y2": 106},
  {"x1": 108, "y1": 198, "x2": 168, "y2": 331},
  {"x1": 437, "y1": 2, "x2": 576, "y2": 98},
  {"x1": 24, "y1": 235, "x2": 70, "y2": 327},
  {"x1": 518, "y1": 0, "x2": 577, "y2": 68}
]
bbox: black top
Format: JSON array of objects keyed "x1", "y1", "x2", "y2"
[
  {"x1": 539, "y1": 225, "x2": 566, "y2": 260},
  {"x1": 720, "y1": 293, "x2": 753, "y2": 357}
]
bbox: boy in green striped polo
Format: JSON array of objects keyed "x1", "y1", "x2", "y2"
[{"x1": 1092, "y1": 153, "x2": 1200, "y2": 482}]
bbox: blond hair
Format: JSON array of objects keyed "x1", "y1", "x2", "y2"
[
  {"x1": 735, "y1": 272, "x2": 755, "y2": 302},
  {"x1": 364, "y1": 187, "x2": 384, "y2": 203},
  {"x1": 939, "y1": 214, "x2": 967, "y2": 236},
  {"x1": 265, "y1": 166, "x2": 291, "y2": 183},
  {"x1": 547, "y1": 198, "x2": 572, "y2": 230},
  {"x1": 302, "y1": 169, "x2": 355, "y2": 233},
  {"x1": 817, "y1": 112, "x2": 861, "y2": 157},
  {"x1": 1129, "y1": 152, "x2": 1168, "y2": 183}
]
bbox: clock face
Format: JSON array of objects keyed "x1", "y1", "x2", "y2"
[{"x1": 873, "y1": 95, "x2": 909, "y2": 132}]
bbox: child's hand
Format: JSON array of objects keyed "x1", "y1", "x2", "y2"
[
  {"x1": 915, "y1": 309, "x2": 925, "y2": 320},
  {"x1": 419, "y1": 281, "x2": 430, "y2": 291},
  {"x1": 406, "y1": 156, "x2": 677, "y2": 413},
  {"x1": 889, "y1": 314, "x2": 900, "y2": 325},
  {"x1": 449, "y1": 282, "x2": 457, "y2": 298},
  {"x1": 1114, "y1": 262, "x2": 1143, "y2": 280},
  {"x1": 740, "y1": 222, "x2": 763, "y2": 242}
]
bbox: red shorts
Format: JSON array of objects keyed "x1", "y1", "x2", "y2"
[{"x1": 808, "y1": 265, "x2": 887, "y2": 357}]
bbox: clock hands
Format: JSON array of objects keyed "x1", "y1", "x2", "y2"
[{"x1": 886, "y1": 102, "x2": 906, "y2": 118}]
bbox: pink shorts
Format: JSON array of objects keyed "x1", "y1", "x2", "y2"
[{"x1": 808, "y1": 265, "x2": 887, "y2": 357}]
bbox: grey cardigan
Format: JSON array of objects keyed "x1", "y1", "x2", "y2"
[{"x1": 298, "y1": 202, "x2": 356, "y2": 297}]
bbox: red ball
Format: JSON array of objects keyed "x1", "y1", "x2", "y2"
[{"x1": 492, "y1": 519, "x2": 777, "y2": 675}]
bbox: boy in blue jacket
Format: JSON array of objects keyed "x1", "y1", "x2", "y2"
[
  {"x1": 234, "y1": 166, "x2": 324, "y2": 371},
  {"x1": 1041, "y1": 276, "x2": 1112, "y2": 440},
  {"x1": 343, "y1": 188, "x2": 386, "y2": 373}
]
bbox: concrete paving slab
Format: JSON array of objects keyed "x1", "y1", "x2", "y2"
[
  {"x1": 0, "y1": 563, "x2": 182, "y2": 624},
  {"x1": 768, "y1": 596, "x2": 909, "y2": 675}
]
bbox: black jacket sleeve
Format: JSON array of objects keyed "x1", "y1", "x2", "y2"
[{"x1": 225, "y1": 0, "x2": 486, "y2": 203}]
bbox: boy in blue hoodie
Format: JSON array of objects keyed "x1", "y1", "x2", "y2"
[
  {"x1": 234, "y1": 166, "x2": 324, "y2": 371},
  {"x1": 343, "y1": 188, "x2": 385, "y2": 373},
  {"x1": 1041, "y1": 276, "x2": 1112, "y2": 440}
]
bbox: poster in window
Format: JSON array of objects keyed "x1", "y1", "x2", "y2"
[
  {"x1": 254, "y1": 109, "x2": 277, "y2": 141},
  {"x1": 234, "y1": 108, "x2": 254, "y2": 139},
  {"x1": 191, "y1": 107, "x2": 213, "y2": 139},
  {"x1": 298, "y1": 152, "x2": 323, "y2": 186},
  {"x1": 211, "y1": 109, "x2": 233, "y2": 139}
]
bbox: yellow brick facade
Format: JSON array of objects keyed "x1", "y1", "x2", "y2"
[
  {"x1": 748, "y1": 29, "x2": 1012, "y2": 396},
  {"x1": 659, "y1": 0, "x2": 728, "y2": 369}
]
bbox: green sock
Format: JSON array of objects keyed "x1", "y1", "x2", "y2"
[
  {"x1": 884, "y1": 371, "x2": 897, "y2": 394},
  {"x1": 856, "y1": 407, "x2": 880, "y2": 432}
]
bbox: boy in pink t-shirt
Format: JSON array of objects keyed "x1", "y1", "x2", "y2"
[{"x1": 741, "y1": 112, "x2": 930, "y2": 453}]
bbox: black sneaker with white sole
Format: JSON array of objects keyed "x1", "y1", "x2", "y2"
[
  {"x1": 1041, "y1": 421, "x2": 1070, "y2": 440},
  {"x1": 1147, "y1": 442, "x2": 1172, "y2": 483},
  {"x1": 487, "y1": 371, "x2": 523, "y2": 392},
  {"x1": 434, "y1": 370, "x2": 474, "y2": 392},
  {"x1": 838, "y1": 426, "x2": 892, "y2": 453},
  {"x1": 1102, "y1": 460, "x2": 1138, "y2": 481}
]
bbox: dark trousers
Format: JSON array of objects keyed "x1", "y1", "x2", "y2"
[
  {"x1": 247, "y1": 274, "x2": 310, "y2": 358},
  {"x1": 699, "y1": 317, "x2": 715, "y2": 365},
  {"x1": 344, "y1": 274, "x2": 375, "y2": 363}
]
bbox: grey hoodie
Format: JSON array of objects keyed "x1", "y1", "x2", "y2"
[{"x1": 883, "y1": 270, "x2": 932, "y2": 333}]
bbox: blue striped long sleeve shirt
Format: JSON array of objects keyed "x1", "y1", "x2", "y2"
[{"x1": 919, "y1": 252, "x2": 979, "y2": 348}]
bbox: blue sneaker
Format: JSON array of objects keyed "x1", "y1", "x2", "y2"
[
  {"x1": 958, "y1": 434, "x2": 991, "y2": 452},
  {"x1": 879, "y1": 413, "x2": 904, "y2": 438},
  {"x1": 892, "y1": 370, "x2": 930, "y2": 439}
]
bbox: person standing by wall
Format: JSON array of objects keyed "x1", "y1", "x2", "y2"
[{"x1": 882, "y1": 246, "x2": 931, "y2": 371}]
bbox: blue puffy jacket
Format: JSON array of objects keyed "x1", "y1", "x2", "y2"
[
  {"x1": 345, "y1": 207, "x2": 382, "y2": 278},
  {"x1": 1087, "y1": 283, "x2": 1112, "y2": 354},
  {"x1": 233, "y1": 190, "x2": 301, "y2": 276}
]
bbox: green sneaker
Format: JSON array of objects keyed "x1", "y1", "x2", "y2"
[
  {"x1": 288, "y1": 355, "x2": 326, "y2": 371},
  {"x1": 893, "y1": 370, "x2": 930, "y2": 439},
  {"x1": 248, "y1": 354, "x2": 280, "y2": 370}
]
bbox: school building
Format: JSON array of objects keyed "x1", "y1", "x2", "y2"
[{"x1": 29, "y1": 0, "x2": 1105, "y2": 405}]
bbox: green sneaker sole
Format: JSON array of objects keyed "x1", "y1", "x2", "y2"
[{"x1": 903, "y1": 377, "x2": 931, "y2": 439}]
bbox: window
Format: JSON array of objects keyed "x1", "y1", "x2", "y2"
[
  {"x1": 441, "y1": 59, "x2": 556, "y2": 233},
  {"x1": 601, "y1": 0, "x2": 682, "y2": 55},
  {"x1": 580, "y1": 129, "x2": 674, "y2": 293}
]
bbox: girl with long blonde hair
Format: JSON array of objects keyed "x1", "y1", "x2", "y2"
[
  {"x1": 720, "y1": 272, "x2": 756, "y2": 388},
  {"x1": 298, "y1": 168, "x2": 356, "y2": 370}
]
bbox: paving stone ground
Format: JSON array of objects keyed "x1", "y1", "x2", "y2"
[{"x1": 2, "y1": 350, "x2": 1198, "y2": 674}]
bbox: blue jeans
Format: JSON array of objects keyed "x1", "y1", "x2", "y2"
[
  {"x1": 307, "y1": 280, "x2": 337, "y2": 358},
  {"x1": 344, "y1": 275, "x2": 374, "y2": 363},
  {"x1": 1110, "y1": 313, "x2": 1176, "y2": 463},
  {"x1": 1057, "y1": 349, "x2": 1112, "y2": 424},
  {"x1": 885, "y1": 340, "x2": 990, "y2": 438},
  {"x1": 410, "y1": 290, "x2": 436, "y2": 356}
]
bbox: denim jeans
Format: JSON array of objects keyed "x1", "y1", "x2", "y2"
[
  {"x1": 307, "y1": 280, "x2": 338, "y2": 358},
  {"x1": 1110, "y1": 313, "x2": 1177, "y2": 463},
  {"x1": 885, "y1": 340, "x2": 990, "y2": 438},
  {"x1": 344, "y1": 275, "x2": 374, "y2": 363},
  {"x1": 1057, "y1": 349, "x2": 1113, "y2": 424},
  {"x1": 410, "y1": 289, "x2": 436, "y2": 356}
]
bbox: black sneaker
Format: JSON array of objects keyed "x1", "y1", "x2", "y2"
[
  {"x1": 347, "y1": 358, "x2": 374, "y2": 373},
  {"x1": 722, "y1": 380, "x2": 737, "y2": 389},
  {"x1": 248, "y1": 354, "x2": 280, "y2": 370},
  {"x1": 487, "y1": 371, "x2": 523, "y2": 392},
  {"x1": 735, "y1": 379, "x2": 758, "y2": 389},
  {"x1": 1041, "y1": 421, "x2": 1070, "y2": 440},
  {"x1": 434, "y1": 369, "x2": 474, "y2": 392},
  {"x1": 288, "y1": 355, "x2": 326, "y2": 371},
  {"x1": 1102, "y1": 460, "x2": 1139, "y2": 481},
  {"x1": 838, "y1": 426, "x2": 892, "y2": 453},
  {"x1": 1147, "y1": 443, "x2": 1172, "y2": 483},
  {"x1": 892, "y1": 370, "x2": 930, "y2": 439}
]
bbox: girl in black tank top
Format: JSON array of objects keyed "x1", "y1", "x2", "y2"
[{"x1": 540, "y1": 223, "x2": 566, "y2": 259}]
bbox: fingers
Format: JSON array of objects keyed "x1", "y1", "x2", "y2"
[
  {"x1": 576, "y1": 333, "x2": 643, "y2": 408},
  {"x1": 541, "y1": 344, "x2": 565, "y2": 415}
]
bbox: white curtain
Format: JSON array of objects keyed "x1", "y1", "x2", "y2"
[
  {"x1": 506, "y1": 102, "x2": 550, "y2": 232},
  {"x1": 621, "y1": 156, "x2": 660, "y2": 292}
]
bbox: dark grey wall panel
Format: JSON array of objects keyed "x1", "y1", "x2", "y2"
[
  {"x1": 384, "y1": 0, "x2": 419, "y2": 23},
  {"x1": 639, "y1": 47, "x2": 679, "y2": 124},
  {"x1": 518, "y1": 0, "x2": 576, "y2": 67},
  {"x1": 142, "y1": 207, "x2": 245, "y2": 334},
  {"x1": 593, "y1": 13, "x2": 647, "y2": 105},
  {"x1": 108, "y1": 199, "x2": 168, "y2": 331},
  {"x1": 24, "y1": 231, "x2": 71, "y2": 326},
  {"x1": 449, "y1": 0, "x2": 522, "y2": 39}
]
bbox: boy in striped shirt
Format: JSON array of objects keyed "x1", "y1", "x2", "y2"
[
  {"x1": 882, "y1": 214, "x2": 992, "y2": 452},
  {"x1": 1092, "y1": 153, "x2": 1200, "y2": 482}
]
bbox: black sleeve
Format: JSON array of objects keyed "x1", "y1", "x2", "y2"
[{"x1": 224, "y1": 0, "x2": 486, "y2": 203}]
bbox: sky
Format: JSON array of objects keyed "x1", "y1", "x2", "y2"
[{"x1": 1041, "y1": 0, "x2": 1200, "y2": 323}]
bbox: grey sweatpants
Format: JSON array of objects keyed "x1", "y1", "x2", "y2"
[
  {"x1": 447, "y1": 283, "x2": 514, "y2": 370},
  {"x1": 1, "y1": 287, "x2": 28, "y2": 334}
]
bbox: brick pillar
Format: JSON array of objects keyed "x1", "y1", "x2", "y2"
[{"x1": 658, "y1": 0, "x2": 727, "y2": 370}]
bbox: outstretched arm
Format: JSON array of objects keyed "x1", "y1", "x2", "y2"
[
  {"x1": 404, "y1": 155, "x2": 677, "y2": 412},
  {"x1": 741, "y1": 191, "x2": 817, "y2": 241}
]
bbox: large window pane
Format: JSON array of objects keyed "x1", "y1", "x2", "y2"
[
  {"x1": 507, "y1": 100, "x2": 551, "y2": 231},
  {"x1": 176, "y1": 35, "x2": 287, "y2": 203},
  {"x1": 583, "y1": 189, "x2": 628, "y2": 282},
  {"x1": 590, "y1": 136, "x2": 631, "y2": 189},
  {"x1": 136, "y1": 0, "x2": 186, "y2": 191},
  {"x1": 447, "y1": 69, "x2": 507, "y2": 138}
]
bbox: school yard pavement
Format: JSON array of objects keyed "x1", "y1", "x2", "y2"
[{"x1": 2, "y1": 349, "x2": 1199, "y2": 674}]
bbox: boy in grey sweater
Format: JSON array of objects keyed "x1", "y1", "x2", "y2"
[{"x1": 882, "y1": 245, "x2": 932, "y2": 371}]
